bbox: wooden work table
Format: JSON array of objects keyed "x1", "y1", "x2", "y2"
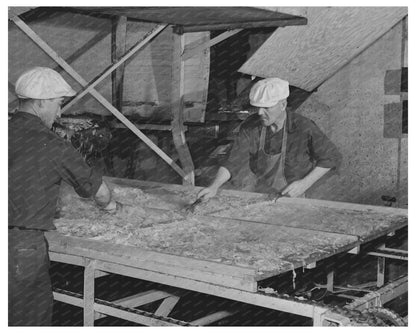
[{"x1": 47, "y1": 177, "x2": 408, "y2": 292}]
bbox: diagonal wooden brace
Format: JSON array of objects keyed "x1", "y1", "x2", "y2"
[
  {"x1": 182, "y1": 29, "x2": 243, "y2": 61},
  {"x1": 11, "y1": 15, "x2": 188, "y2": 180}
]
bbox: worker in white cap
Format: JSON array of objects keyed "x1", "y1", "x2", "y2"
[
  {"x1": 198, "y1": 77, "x2": 342, "y2": 199},
  {"x1": 9, "y1": 67, "x2": 117, "y2": 325}
]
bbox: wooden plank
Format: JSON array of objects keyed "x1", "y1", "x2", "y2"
[
  {"x1": 174, "y1": 19, "x2": 306, "y2": 34},
  {"x1": 209, "y1": 198, "x2": 407, "y2": 241},
  {"x1": 111, "y1": 122, "x2": 188, "y2": 131},
  {"x1": 114, "y1": 290, "x2": 173, "y2": 308},
  {"x1": 10, "y1": 16, "x2": 186, "y2": 179},
  {"x1": 46, "y1": 232, "x2": 258, "y2": 292},
  {"x1": 182, "y1": 29, "x2": 242, "y2": 61},
  {"x1": 190, "y1": 310, "x2": 234, "y2": 326},
  {"x1": 93, "y1": 303, "x2": 182, "y2": 326},
  {"x1": 171, "y1": 32, "x2": 195, "y2": 185},
  {"x1": 111, "y1": 16, "x2": 127, "y2": 111},
  {"x1": 154, "y1": 296, "x2": 180, "y2": 317},
  {"x1": 70, "y1": 258, "x2": 327, "y2": 319},
  {"x1": 95, "y1": 290, "x2": 173, "y2": 320},
  {"x1": 96, "y1": 260, "x2": 257, "y2": 292},
  {"x1": 54, "y1": 291, "x2": 83, "y2": 307},
  {"x1": 240, "y1": 7, "x2": 408, "y2": 91},
  {"x1": 84, "y1": 259, "x2": 96, "y2": 326},
  {"x1": 47, "y1": 232, "x2": 256, "y2": 278},
  {"x1": 209, "y1": 201, "x2": 407, "y2": 246}
]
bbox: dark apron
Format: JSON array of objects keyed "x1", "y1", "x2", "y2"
[{"x1": 253, "y1": 122, "x2": 288, "y2": 193}]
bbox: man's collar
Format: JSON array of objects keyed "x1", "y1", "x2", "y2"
[{"x1": 269, "y1": 109, "x2": 295, "y2": 133}]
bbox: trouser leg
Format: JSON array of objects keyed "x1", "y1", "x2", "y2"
[{"x1": 8, "y1": 230, "x2": 53, "y2": 326}]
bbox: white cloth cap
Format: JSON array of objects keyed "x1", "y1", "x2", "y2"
[
  {"x1": 249, "y1": 78, "x2": 289, "y2": 107},
  {"x1": 15, "y1": 67, "x2": 76, "y2": 99}
]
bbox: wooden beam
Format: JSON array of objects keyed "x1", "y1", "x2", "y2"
[
  {"x1": 182, "y1": 29, "x2": 242, "y2": 61},
  {"x1": 93, "y1": 303, "x2": 182, "y2": 326},
  {"x1": 84, "y1": 259, "x2": 96, "y2": 326},
  {"x1": 111, "y1": 122, "x2": 187, "y2": 131},
  {"x1": 190, "y1": 310, "x2": 235, "y2": 326},
  {"x1": 154, "y1": 296, "x2": 180, "y2": 317},
  {"x1": 10, "y1": 16, "x2": 187, "y2": 179},
  {"x1": 95, "y1": 290, "x2": 174, "y2": 320},
  {"x1": 173, "y1": 19, "x2": 306, "y2": 34},
  {"x1": 171, "y1": 32, "x2": 195, "y2": 185},
  {"x1": 377, "y1": 256, "x2": 386, "y2": 288},
  {"x1": 111, "y1": 16, "x2": 127, "y2": 110}
]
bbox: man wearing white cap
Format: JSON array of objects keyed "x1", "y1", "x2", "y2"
[
  {"x1": 9, "y1": 67, "x2": 117, "y2": 325},
  {"x1": 198, "y1": 77, "x2": 342, "y2": 199}
]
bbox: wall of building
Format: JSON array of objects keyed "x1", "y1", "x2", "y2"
[{"x1": 297, "y1": 21, "x2": 407, "y2": 207}]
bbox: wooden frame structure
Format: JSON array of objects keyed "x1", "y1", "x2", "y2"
[
  {"x1": 8, "y1": 7, "x2": 307, "y2": 185},
  {"x1": 47, "y1": 177, "x2": 408, "y2": 326}
]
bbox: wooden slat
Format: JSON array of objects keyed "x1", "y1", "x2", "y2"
[
  {"x1": 10, "y1": 16, "x2": 187, "y2": 179},
  {"x1": 171, "y1": 33, "x2": 195, "y2": 184},
  {"x1": 111, "y1": 16, "x2": 127, "y2": 111},
  {"x1": 93, "y1": 303, "x2": 182, "y2": 326},
  {"x1": 46, "y1": 232, "x2": 258, "y2": 292},
  {"x1": 84, "y1": 259, "x2": 96, "y2": 326},
  {"x1": 190, "y1": 310, "x2": 235, "y2": 326},
  {"x1": 182, "y1": 29, "x2": 242, "y2": 61},
  {"x1": 209, "y1": 198, "x2": 407, "y2": 241},
  {"x1": 95, "y1": 290, "x2": 174, "y2": 320},
  {"x1": 240, "y1": 7, "x2": 408, "y2": 91},
  {"x1": 154, "y1": 296, "x2": 180, "y2": 317},
  {"x1": 111, "y1": 122, "x2": 187, "y2": 131}
]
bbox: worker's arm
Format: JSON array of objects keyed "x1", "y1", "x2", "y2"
[
  {"x1": 282, "y1": 166, "x2": 330, "y2": 197},
  {"x1": 197, "y1": 166, "x2": 231, "y2": 200}
]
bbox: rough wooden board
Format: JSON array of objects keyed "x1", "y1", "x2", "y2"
[
  {"x1": 55, "y1": 179, "x2": 405, "y2": 282},
  {"x1": 46, "y1": 232, "x2": 258, "y2": 292},
  {"x1": 239, "y1": 7, "x2": 407, "y2": 91},
  {"x1": 55, "y1": 186, "x2": 358, "y2": 279},
  {"x1": 209, "y1": 201, "x2": 408, "y2": 241}
]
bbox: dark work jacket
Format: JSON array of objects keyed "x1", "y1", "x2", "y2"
[
  {"x1": 222, "y1": 112, "x2": 342, "y2": 185},
  {"x1": 8, "y1": 112, "x2": 102, "y2": 230}
]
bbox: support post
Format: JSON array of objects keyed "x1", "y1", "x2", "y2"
[
  {"x1": 111, "y1": 16, "x2": 127, "y2": 111},
  {"x1": 84, "y1": 259, "x2": 96, "y2": 326},
  {"x1": 326, "y1": 270, "x2": 334, "y2": 293},
  {"x1": 377, "y1": 256, "x2": 386, "y2": 287},
  {"x1": 171, "y1": 31, "x2": 195, "y2": 185}
]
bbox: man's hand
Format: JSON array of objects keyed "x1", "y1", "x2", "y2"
[
  {"x1": 281, "y1": 179, "x2": 310, "y2": 198},
  {"x1": 101, "y1": 199, "x2": 118, "y2": 213},
  {"x1": 282, "y1": 166, "x2": 331, "y2": 198},
  {"x1": 197, "y1": 186, "x2": 218, "y2": 201}
]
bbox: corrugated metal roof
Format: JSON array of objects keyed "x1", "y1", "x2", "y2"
[{"x1": 67, "y1": 7, "x2": 307, "y2": 33}]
